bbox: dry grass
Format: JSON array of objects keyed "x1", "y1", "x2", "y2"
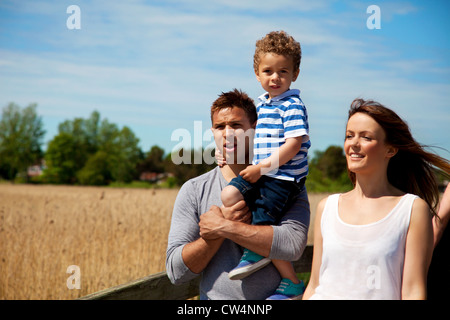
[
  {"x1": 0, "y1": 184, "x2": 178, "y2": 299},
  {"x1": 0, "y1": 183, "x2": 328, "y2": 300}
]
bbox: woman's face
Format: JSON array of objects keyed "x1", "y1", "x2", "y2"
[{"x1": 344, "y1": 112, "x2": 396, "y2": 176}]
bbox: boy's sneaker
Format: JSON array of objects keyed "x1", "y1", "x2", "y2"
[
  {"x1": 228, "y1": 249, "x2": 271, "y2": 280},
  {"x1": 266, "y1": 279, "x2": 305, "y2": 300}
]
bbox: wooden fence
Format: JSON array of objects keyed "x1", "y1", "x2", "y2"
[{"x1": 79, "y1": 245, "x2": 313, "y2": 300}]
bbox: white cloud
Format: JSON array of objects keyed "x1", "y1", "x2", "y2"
[{"x1": 0, "y1": 0, "x2": 449, "y2": 156}]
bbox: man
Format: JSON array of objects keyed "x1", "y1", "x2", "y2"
[{"x1": 165, "y1": 89, "x2": 310, "y2": 299}]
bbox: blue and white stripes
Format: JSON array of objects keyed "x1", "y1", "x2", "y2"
[{"x1": 253, "y1": 89, "x2": 310, "y2": 182}]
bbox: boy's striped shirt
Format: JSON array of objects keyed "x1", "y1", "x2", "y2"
[{"x1": 253, "y1": 89, "x2": 310, "y2": 182}]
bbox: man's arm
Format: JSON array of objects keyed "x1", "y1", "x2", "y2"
[
  {"x1": 166, "y1": 181, "x2": 251, "y2": 285},
  {"x1": 181, "y1": 237, "x2": 225, "y2": 274},
  {"x1": 166, "y1": 181, "x2": 204, "y2": 284},
  {"x1": 270, "y1": 192, "x2": 310, "y2": 261},
  {"x1": 183, "y1": 201, "x2": 250, "y2": 274},
  {"x1": 200, "y1": 191, "x2": 310, "y2": 262},
  {"x1": 199, "y1": 205, "x2": 273, "y2": 257}
]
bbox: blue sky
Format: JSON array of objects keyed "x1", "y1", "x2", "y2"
[{"x1": 0, "y1": 0, "x2": 449, "y2": 159}]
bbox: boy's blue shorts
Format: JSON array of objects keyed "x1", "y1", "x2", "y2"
[{"x1": 228, "y1": 175, "x2": 306, "y2": 225}]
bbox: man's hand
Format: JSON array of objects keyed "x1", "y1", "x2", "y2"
[
  {"x1": 239, "y1": 164, "x2": 262, "y2": 184},
  {"x1": 199, "y1": 205, "x2": 226, "y2": 240},
  {"x1": 199, "y1": 202, "x2": 251, "y2": 240},
  {"x1": 222, "y1": 200, "x2": 251, "y2": 223}
]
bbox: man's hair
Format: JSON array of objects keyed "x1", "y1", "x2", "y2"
[
  {"x1": 210, "y1": 89, "x2": 257, "y2": 124},
  {"x1": 253, "y1": 30, "x2": 302, "y2": 73}
]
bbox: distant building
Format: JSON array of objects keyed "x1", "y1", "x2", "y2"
[
  {"x1": 27, "y1": 159, "x2": 47, "y2": 177},
  {"x1": 139, "y1": 171, "x2": 172, "y2": 183}
]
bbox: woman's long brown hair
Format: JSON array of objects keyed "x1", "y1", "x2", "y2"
[{"x1": 347, "y1": 99, "x2": 450, "y2": 215}]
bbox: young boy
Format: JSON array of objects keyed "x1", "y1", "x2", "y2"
[{"x1": 220, "y1": 31, "x2": 311, "y2": 300}]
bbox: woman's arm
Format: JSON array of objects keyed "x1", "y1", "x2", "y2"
[
  {"x1": 303, "y1": 197, "x2": 326, "y2": 299},
  {"x1": 401, "y1": 198, "x2": 434, "y2": 300}
]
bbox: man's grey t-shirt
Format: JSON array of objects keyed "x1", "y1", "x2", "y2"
[{"x1": 165, "y1": 167, "x2": 310, "y2": 300}]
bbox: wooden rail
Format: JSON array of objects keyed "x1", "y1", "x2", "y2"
[{"x1": 79, "y1": 245, "x2": 313, "y2": 300}]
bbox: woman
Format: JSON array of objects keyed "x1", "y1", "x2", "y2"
[{"x1": 303, "y1": 99, "x2": 450, "y2": 300}]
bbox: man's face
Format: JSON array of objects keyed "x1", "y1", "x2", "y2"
[{"x1": 211, "y1": 107, "x2": 255, "y2": 165}]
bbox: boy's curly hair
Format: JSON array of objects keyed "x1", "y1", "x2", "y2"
[{"x1": 253, "y1": 31, "x2": 301, "y2": 73}]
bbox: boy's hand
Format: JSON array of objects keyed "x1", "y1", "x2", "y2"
[
  {"x1": 215, "y1": 148, "x2": 226, "y2": 167},
  {"x1": 239, "y1": 165, "x2": 262, "y2": 184}
]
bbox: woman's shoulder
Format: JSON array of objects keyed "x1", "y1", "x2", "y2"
[
  {"x1": 316, "y1": 194, "x2": 340, "y2": 217},
  {"x1": 404, "y1": 194, "x2": 432, "y2": 235},
  {"x1": 410, "y1": 196, "x2": 430, "y2": 216}
]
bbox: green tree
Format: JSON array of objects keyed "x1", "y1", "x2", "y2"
[
  {"x1": 165, "y1": 148, "x2": 215, "y2": 185},
  {"x1": 77, "y1": 150, "x2": 112, "y2": 185},
  {"x1": 44, "y1": 132, "x2": 79, "y2": 184},
  {"x1": 58, "y1": 111, "x2": 100, "y2": 158},
  {"x1": 314, "y1": 145, "x2": 348, "y2": 180},
  {"x1": 138, "y1": 145, "x2": 166, "y2": 174},
  {"x1": 306, "y1": 145, "x2": 352, "y2": 192},
  {"x1": 103, "y1": 126, "x2": 141, "y2": 183},
  {"x1": 0, "y1": 103, "x2": 45, "y2": 180},
  {"x1": 44, "y1": 112, "x2": 99, "y2": 184},
  {"x1": 44, "y1": 111, "x2": 142, "y2": 185}
]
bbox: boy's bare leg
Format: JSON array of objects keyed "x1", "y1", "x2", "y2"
[
  {"x1": 221, "y1": 185, "x2": 244, "y2": 208},
  {"x1": 272, "y1": 259, "x2": 300, "y2": 284}
]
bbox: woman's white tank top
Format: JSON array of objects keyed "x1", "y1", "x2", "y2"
[{"x1": 310, "y1": 193, "x2": 417, "y2": 300}]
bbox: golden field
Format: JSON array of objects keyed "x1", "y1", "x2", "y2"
[{"x1": 0, "y1": 183, "x2": 327, "y2": 300}]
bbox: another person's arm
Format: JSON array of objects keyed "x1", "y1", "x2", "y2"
[{"x1": 433, "y1": 184, "x2": 450, "y2": 247}]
